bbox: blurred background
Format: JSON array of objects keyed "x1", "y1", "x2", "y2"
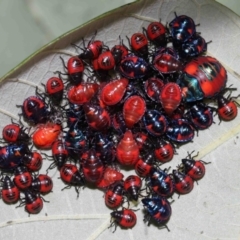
[{"x1": 0, "y1": 0, "x2": 239, "y2": 79}]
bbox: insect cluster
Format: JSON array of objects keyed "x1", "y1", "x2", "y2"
[{"x1": 0, "y1": 13, "x2": 239, "y2": 232}]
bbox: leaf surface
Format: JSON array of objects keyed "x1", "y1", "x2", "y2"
[{"x1": 1, "y1": 1, "x2": 240, "y2": 239}]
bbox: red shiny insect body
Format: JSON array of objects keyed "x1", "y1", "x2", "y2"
[
  {"x1": 104, "y1": 182, "x2": 124, "y2": 209},
  {"x1": 80, "y1": 40, "x2": 103, "y2": 60},
  {"x1": 91, "y1": 58, "x2": 109, "y2": 80},
  {"x1": 31, "y1": 174, "x2": 53, "y2": 194},
  {"x1": 83, "y1": 104, "x2": 111, "y2": 131},
  {"x1": 160, "y1": 82, "x2": 182, "y2": 115},
  {"x1": 21, "y1": 96, "x2": 49, "y2": 125},
  {"x1": 67, "y1": 83, "x2": 99, "y2": 105},
  {"x1": 13, "y1": 166, "x2": 32, "y2": 190},
  {"x1": 82, "y1": 149, "x2": 104, "y2": 183},
  {"x1": 123, "y1": 95, "x2": 146, "y2": 128},
  {"x1": 154, "y1": 139, "x2": 174, "y2": 163},
  {"x1": 2, "y1": 123, "x2": 30, "y2": 143},
  {"x1": 111, "y1": 43, "x2": 129, "y2": 64},
  {"x1": 135, "y1": 154, "x2": 154, "y2": 177},
  {"x1": 110, "y1": 209, "x2": 137, "y2": 232},
  {"x1": 217, "y1": 95, "x2": 238, "y2": 121},
  {"x1": 172, "y1": 170, "x2": 194, "y2": 195},
  {"x1": 130, "y1": 33, "x2": 148, "y2": 58},
  {"x1": 19, "y1": 191, "x2": 44, "y2": 214},
  {"x1": 144, "y1": 77, "x2": 164, "y2": 102},
  {"x1": 145, "y1": 21, "x2": 167, "y2": 46},
  {"x1": 51, "y1": 140, "x2": 69, "y2": 170},
  {"x1": 149, "y1": 168, "x2": 175, "y2": 198},
  {"x1": 182, "y1": 158, "x2": 206, "y2": 181},
  {"x1": 116, "y1": 130, "x2": 139, "y2": 166},
  {"x1": 67, "y1": 56, "x2": 85, "y2": 85},
  {"x1": 97, "y1": 51, "x2": 116, "y2": 70},
  {"x1": 60, "y1": 164, "x2": 85, "y2": 186},
  {"x1": 45, "y1": 77, "x2": 64, "y2": 104},
  {"x1": 1, "y1": 175, "x2": 20, "y2": 204},
  {"x1": 124, "y1": 175, "x2": 142, "y2": 201},
  {"x1": 103, "y1": 167, "x2": 124, "y2": 184},
  {"x1": 23, "y1": 151, "x2": 43, "y2": 172},
  {"x1": 32, "y1": 122, "x2": 62, "y2": 149},
  {"x1": 96, "y1": 175, "x2": 123, "y2": 190},
  {"x1": 143, "y1": 110, "x2": 168, "y2": 136},
  {"x1": 179, "y1": 56, "x2": 227, "y2": 102},
  {"x1": 100, "y1": 78, "x2": 129, "y2": 106},
  {"x1": 153, "y1": 48, "x2": 183, "y2": 74}
]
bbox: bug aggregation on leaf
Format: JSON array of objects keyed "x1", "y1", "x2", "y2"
[{"x1": 0, "y1": 13, "x2": 237, "y2": 232}]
